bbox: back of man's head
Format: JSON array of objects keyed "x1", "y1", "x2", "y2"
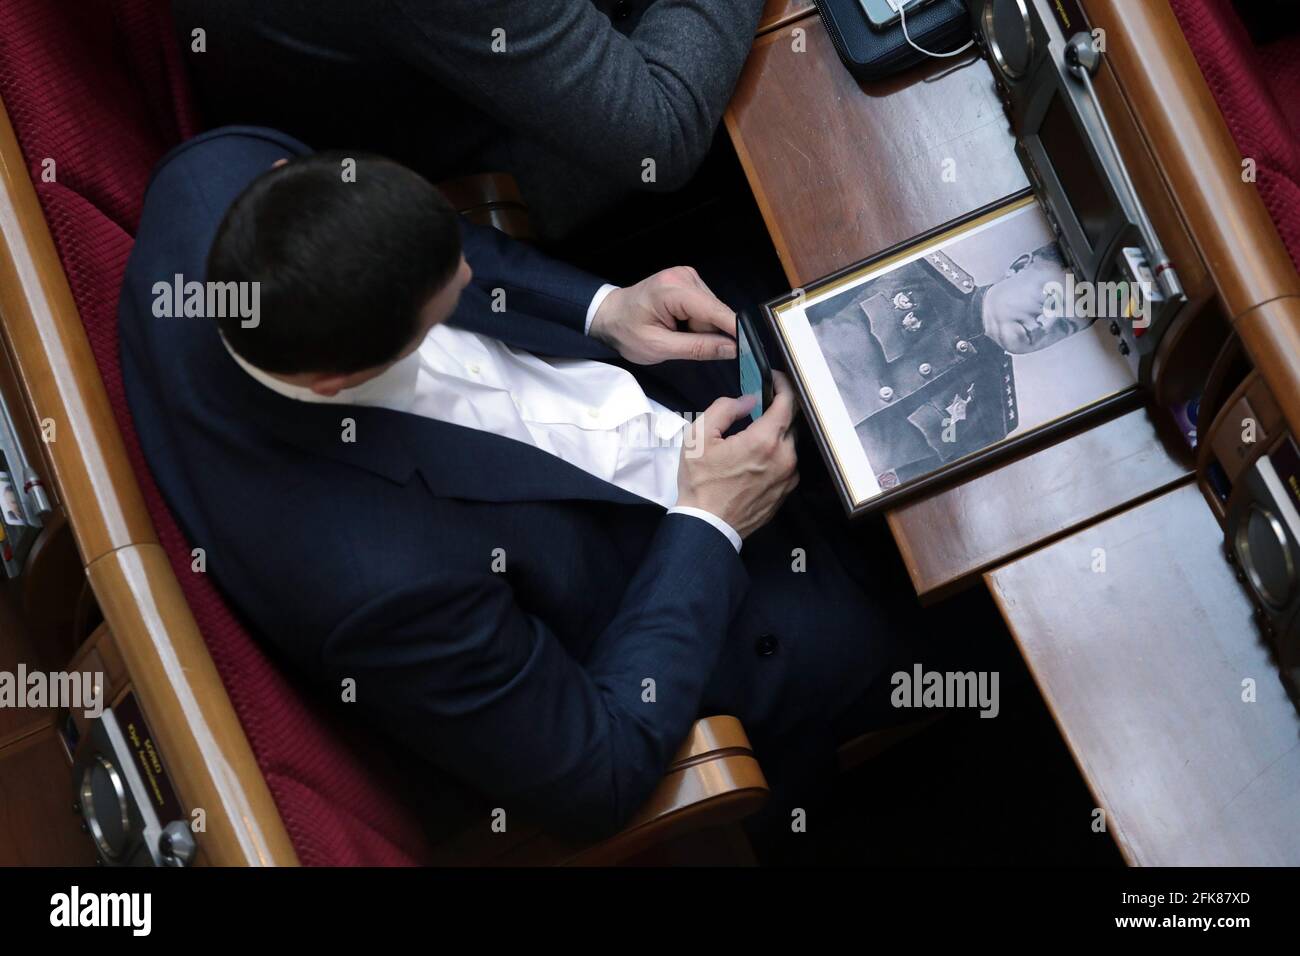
[{"x1": 208, "y1": 152, "x2": 462, "y2": 376}]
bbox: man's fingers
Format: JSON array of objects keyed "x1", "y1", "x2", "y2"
[
  {"x1": 648, "y1": 326, "x2": 737, "y2": 361},
  {"x1": 666, "y1": 283, "x2": 737, "y2": 340},
  {"x1": 769, "y1": 371, "x2": 801, "y2": 433},
  {"x1": 675, "y1": 265, "x2": 712, "y2": 296},
  {"x1": 690, "y1": 295, "x2": 737, "y2": 339},
  {"x1": 694, "y1": 394, "x2": 757, "y2": 438},
  {"x1": 748, "y1": 373, "x2": 797, "y2": 438}
]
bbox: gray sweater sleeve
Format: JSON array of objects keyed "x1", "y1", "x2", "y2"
[{"x1": 385, "y1": 0, "x2": 765, "y2": 192}]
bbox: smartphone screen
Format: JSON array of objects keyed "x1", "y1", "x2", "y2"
[
  {"x1": 858, "y1": 0, "x2": 938, "y2": 30},
  {"x1": 737, "y1": 318, "x2": 765, "y2": 423}
]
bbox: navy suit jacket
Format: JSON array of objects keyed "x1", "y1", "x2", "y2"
[{"x1": 120, "y1": 128, "x2": 892, "y2": 839}]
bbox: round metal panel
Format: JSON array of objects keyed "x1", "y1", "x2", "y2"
[
  {"x1": 983, "y1": 0, "x2": 1035, "y2": 80},
  {"x1": 80, "y1": 754, "x2": 132, "y2": 861},
  {"x1": 1235, "y1": 504, "x2": 1296, "y2": 610}
]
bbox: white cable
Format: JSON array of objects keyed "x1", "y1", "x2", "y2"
[{"x1": 893, "y1": 0, "x2": 975, "y2": 59}]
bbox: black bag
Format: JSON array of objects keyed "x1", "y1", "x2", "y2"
[{"x1": 811, "y1": 0, "x2": 972, "y2": 81}]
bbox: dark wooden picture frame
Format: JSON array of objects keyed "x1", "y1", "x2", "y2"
[{"x1": 761, "y1": 190, "x2": 1141, "y2": 517}]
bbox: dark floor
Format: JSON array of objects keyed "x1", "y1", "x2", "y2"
[
  {"x1": 778, "y1": 598, "x2": 1125, "y2": 867},
  {"x1": 573, "y1": 140, "x2": 1125, "y2": 868},
  {"x1": 730, "y1": 578, "x2": 1123, "y2": 868}
]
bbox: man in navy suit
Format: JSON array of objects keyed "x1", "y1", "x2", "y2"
[{"x1": 119, "y1": 126, "x2": 948, "y2": 844}]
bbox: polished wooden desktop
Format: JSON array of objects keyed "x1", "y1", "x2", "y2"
[
  {"x1": 889, "y1": 406, "x2": 1188, "y2": 600},
  {"x1": 729, "y1": 0, "x2": 1300, "y2": 864},
  {"x1": 730, "y1": 1, "x2": 1202, "y2": 598},
  {"x1": 734, "y1": 4, "x2": 1027, "y2": 288},
  {"x1": 988, "y1": 484, "x2": 1300, "y2": 866}
]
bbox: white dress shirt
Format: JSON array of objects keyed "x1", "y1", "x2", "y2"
[{"x1": 222, "y1": 287, "x2": 742, "y2": 550}]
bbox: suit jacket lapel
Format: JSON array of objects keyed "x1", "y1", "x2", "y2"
[
  {"x1": 213, "y1": 293, "x2": 693, "y2": 508},
  {"x1": 401, "y1": 417, "x2": 651, "y2": 507},
  {"x1": 216, "y1": 338, "x2": 652, "y2": 508}
]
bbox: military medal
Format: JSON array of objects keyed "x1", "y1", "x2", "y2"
[{"x1": 943, "y1": 385, "x2": 974, "y2": 427}]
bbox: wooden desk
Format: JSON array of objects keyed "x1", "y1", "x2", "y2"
[
  {"x1": 724, "y1": 14, "x2": 1190, "y2": 595},
  {"x1": 726, "y1": 12, "x2": 1028, "y2": 287},
  {"x1": 731, "y1": 0, "x2": 1299, "y2": 868},
  {"x1": 757, "y1": 0, "x2": 813, "y2": 34},
  {"x1": 987, "y1": 484, "x2": 1300, "y2": 865},
  {"x1": 888, "y1": 407, "x2": 1190, "y2": 601}
]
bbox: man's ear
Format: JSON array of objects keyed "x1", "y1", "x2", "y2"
[
  {"x1": 307, "y1": 374, "x2": 352, "y2": 397},
  {"x1": 1005, "y1": 252, "x2": 1032, "y2": 277}
]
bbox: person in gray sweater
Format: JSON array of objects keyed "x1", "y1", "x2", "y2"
[{"x1": 172, "y1": 0, "x2": 766, "y2": 237}]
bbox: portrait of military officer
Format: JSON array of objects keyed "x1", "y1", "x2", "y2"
[{"x1": 807, "y1": 241, "x2": 1091, "y2": 487}]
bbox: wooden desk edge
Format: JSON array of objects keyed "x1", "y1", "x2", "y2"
[
  {"x1": 724, "y1": 23, "x2": 808, "y2": 287},
  {"x1": 1085, "y1": 0, "x2": 1300, "y2": 440},
  {"x1": 758, "y1": 2, "x2": 815, "y2": 35},
  {"x1": 895, "y1": 471, "x2": 1193, "y2": 603},
  {"x1": 982, "y1": 566, "x2": 1140, "y2": 866}
]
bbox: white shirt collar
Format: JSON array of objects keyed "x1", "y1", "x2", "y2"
[{"x1": 220, "y1": 333, "x2": 420, "y2": 409}]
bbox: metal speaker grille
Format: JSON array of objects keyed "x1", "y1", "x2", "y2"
[{"x1": 983, "y1": 0, "x2": 1036, "y2": 79}]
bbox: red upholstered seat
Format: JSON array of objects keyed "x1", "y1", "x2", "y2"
[
  {"x1": 1171, "y1": 0, "x2": 1300, "y2": 272},
  {"x1": 0, "y1": 0, "x2": 432, "y2": 866}
]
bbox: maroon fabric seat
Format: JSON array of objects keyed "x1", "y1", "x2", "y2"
[
  {"x1": 0, "y1": 0, "x2": 432, "y2": 865},
  {"x1": 1172, "y1": 0, "x2": 1300, "y2": 271}
]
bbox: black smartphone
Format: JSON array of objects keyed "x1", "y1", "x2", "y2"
[
  {"x1": 736, "y1": 309, "x2": 774, "y2": 424},
  {"x1": 858, "y1": 0, "x2": 941, "y2": 30}
]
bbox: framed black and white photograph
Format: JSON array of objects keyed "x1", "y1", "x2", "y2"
[{"x1": 764, "y1": 195, "x2": 1140, "y2": 516}]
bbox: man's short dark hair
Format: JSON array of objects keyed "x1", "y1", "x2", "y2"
[
  {"x1": 208, "y1": 152, "x2": 462, "y2": 375},
  {"x1": 1006, "y1": 242, "x2": 1066, "y2": 274},
  {"x1": 1029, "y1": 242, "x2": 1066, "y2": 267}
]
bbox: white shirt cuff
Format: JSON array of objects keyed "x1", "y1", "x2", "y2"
[
  {"x1": 584, "y1": 284, "x2": 619, "y2": 336},
  {"x1": 667, "y1": 506, "x2": 743, "y2": 553}
]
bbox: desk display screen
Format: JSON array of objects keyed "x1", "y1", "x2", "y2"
[{"x1": 1039, "y1": 94, "x2": 1112, "y2": 252}]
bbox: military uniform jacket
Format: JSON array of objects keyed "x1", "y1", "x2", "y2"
[{"x1": 810, "y1": 252, "x2": 1018, "y2": 487}]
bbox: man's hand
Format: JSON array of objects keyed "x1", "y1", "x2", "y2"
[
  {"x1": 676, "y1": 372, "x2": 800, "y2": 541},
  {"x1": 589, "y1": 266, "x2": 738, "y2": 365}
]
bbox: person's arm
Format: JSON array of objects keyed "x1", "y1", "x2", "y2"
[
  {"x1": 324, "y1": 381, "x2": 797, "y2": 838},
  {"x1": 386, "y1": 0, "x2": 766, "y2": 192},
  {"x1": 457, "y1": 218, "x2": 606, "y2": 333},
  {"x1": 456, "y1": 220, "x2": 739, "y2": 369},
  {"x1": 322, "y1": 513, "x2": 748, "y2": 840}
]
